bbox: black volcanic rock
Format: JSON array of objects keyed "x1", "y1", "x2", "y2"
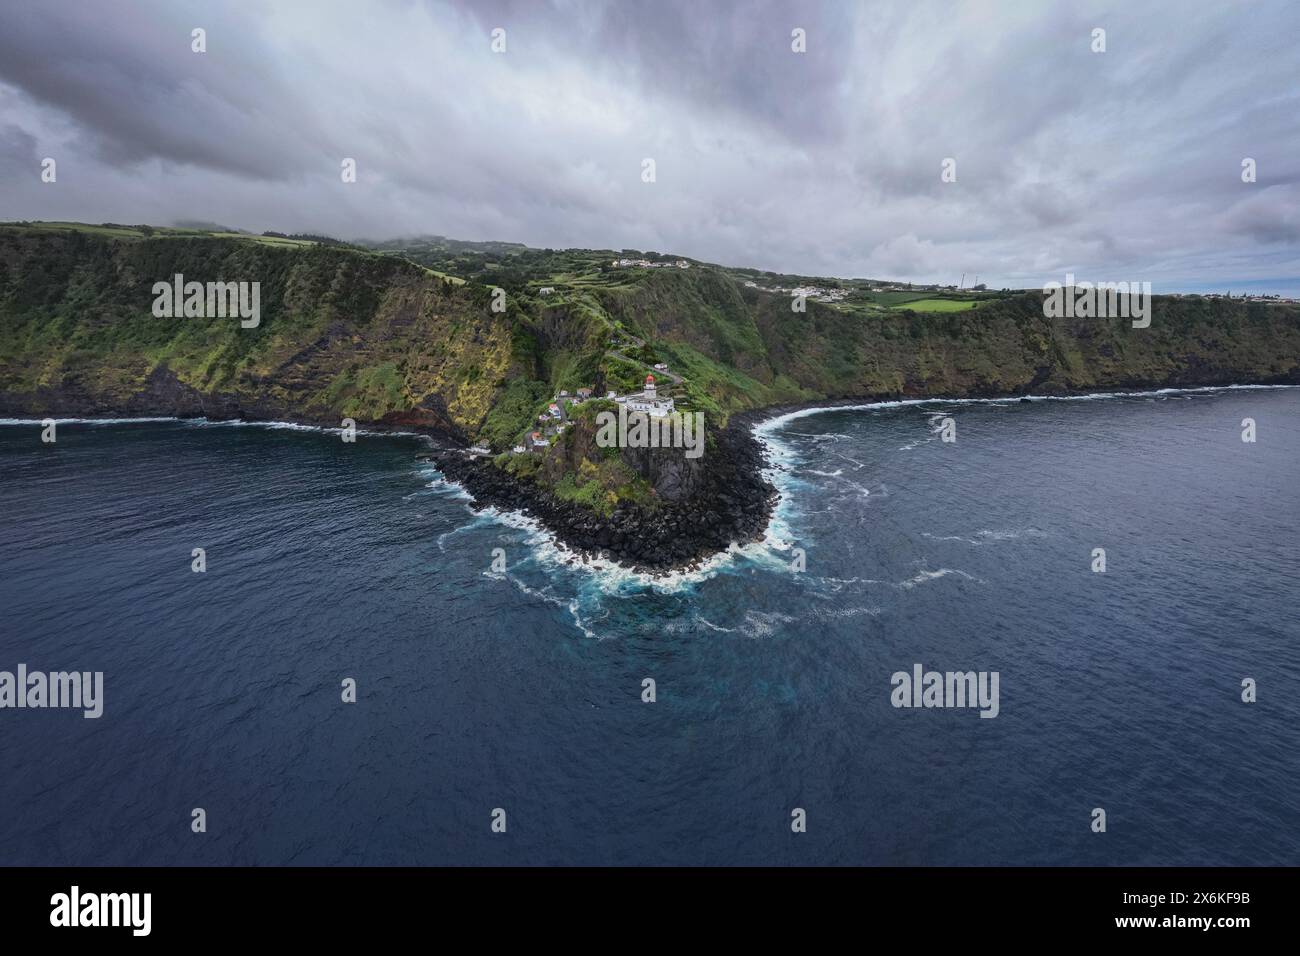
[{"x1": 427, "y1": 418, "x2": 777, "y2": 573}]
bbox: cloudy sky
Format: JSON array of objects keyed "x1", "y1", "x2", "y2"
[{"x1": 2, "y1": 0, "x2": 1297, "y2": 291}]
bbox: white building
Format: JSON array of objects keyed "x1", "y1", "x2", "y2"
[
  {"x1": 623, "y1": 373, "x2": 675, "y2": 418},
  {"x1": 626, "y1": 395, "x2": 675, "y2": 418}
]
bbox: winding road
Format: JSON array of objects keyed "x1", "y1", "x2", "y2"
[{"x1": 607, "y1": 333, "x2": 685, "y2": 385}]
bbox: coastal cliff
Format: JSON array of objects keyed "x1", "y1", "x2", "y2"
[{"x1": 4, "y1": 223, "x2": 1300, "y2": 569}]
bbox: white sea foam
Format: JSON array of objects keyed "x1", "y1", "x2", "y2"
[
  {"x1": 750, "y1": 383, "x2": 1296, "y2": 568},
  {"x1": 682, "y1": 617, "x2": 739, "y2": 634},
  {"x1": 0, "y1": 415, "x2": 428, "y2": 440},
  {"x1": 0, "y1": 416, "x2": 179, "y2": 426},
  {"x1": 813, "y1": 605, "x2": 882, "y2": 619},
  {"x1": 784, "y1": 430, "x2": 851, "y2": 442},
  {"x1": 751, "y1": 383, "x2": 1297, "y2": 435},
  {"x1": 413, "y1": 465, "x2": 474, "y2": 501},
  {"x1": 403, "y1": 424, "x2": 807, "y2": 595},
  {"x1": 15, "y1": 385, "x2": 1286, "y2": 610},
  {"x1": 473, "y1": 503, "x2": 750, "y2": 593},
  {"x1": 922, "y1": 528, "x2": 1049, "y2": 546},
  {"x1": 187, "y1": 417, "x2": 426, "y2": 439},
  {"x1": 897, "y1": 567, "x2": 980, "y2": 589},
  {"x1": 725, "y1": 608, "x2": 800, "y2": 638}
]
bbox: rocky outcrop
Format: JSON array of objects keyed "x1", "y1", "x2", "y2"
[
  {"x1": 6, "y1": 224, "x2": 1300, "y2": 572},
  {"x1": 429, "y1": 419, "x2": 775, "y2": 571}
]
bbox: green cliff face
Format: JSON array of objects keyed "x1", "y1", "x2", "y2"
[
  {"x1": 592, "y1": 265, "x2": 1300, "y2": 406},
  {"x1": 0, "y1": 225, "x2": 523, "y2": 436},
  {"x1": 3, "y1": 223, "x2": 1299, "y2": 516}
]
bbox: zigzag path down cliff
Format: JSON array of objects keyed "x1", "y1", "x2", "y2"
[{"x1": 606, "y1": 332, "x2": 685, "y2": 385}]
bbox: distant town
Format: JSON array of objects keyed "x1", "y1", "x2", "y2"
[{"x1": 611, "y1": 257, "x2": 691, "y2": 270}]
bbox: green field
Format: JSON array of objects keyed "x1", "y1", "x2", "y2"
[
  {"x1": 208, "y1": 232, "x2": 316, "y2": 248},
  {"x1": 899, "y1": 298, "x2": 980, "y2": 312}
]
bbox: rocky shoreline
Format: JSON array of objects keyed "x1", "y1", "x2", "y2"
[
  {"x1": 428, "y1": 377, "x2": 1300, "y2": 574},
  {"x1": 9, "y1": 376, "x2": 1296, "y2": 575},
  {"x1": 426, "y1": 417, "x2": 778, "y2": 573}
]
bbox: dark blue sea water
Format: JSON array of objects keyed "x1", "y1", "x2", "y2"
[{"x1": 2, "y1": 386, "x2": 1297, "y2": 866}]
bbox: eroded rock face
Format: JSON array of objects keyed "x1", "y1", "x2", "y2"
[
  {"x1": 377, "y1": 397, "x2": 463, "y2": 439},
  {"x1": 618, "y1": 441, "x2": 704, "y2": 503},
  {"x1": 0, "y1": 361, "x2": 471, "y2": 441},
  {"x1": 534, "y1": 411, "x2": 709, "y2": 505},
  {"x1": 0, "y1": 364, "x2": 248, "y2": 420}
]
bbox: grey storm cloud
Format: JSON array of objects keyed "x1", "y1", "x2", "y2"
[{"x1": 0, "y1": 0, "x2": 1297, "y2": 292}]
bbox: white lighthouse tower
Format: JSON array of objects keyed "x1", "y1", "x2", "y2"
[{"x1": 644, "y1": 373, "x2": 656, "y2": 398}]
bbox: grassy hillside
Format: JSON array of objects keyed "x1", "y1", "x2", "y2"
[
  {"x1": 0, "y1": 224, "x2": 526, "y2": 434},
  {"x1": 3, "y1": 221, "x2": 1299, "y2": 516},
  {"x1": 587, "y1": 263, "x2": 1300, "y2": 405}
]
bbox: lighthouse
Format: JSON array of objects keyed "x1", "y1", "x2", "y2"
[{"x1": 644, "y1": 373, "x2": 656, "y2": 398}]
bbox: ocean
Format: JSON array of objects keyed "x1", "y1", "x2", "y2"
[{"x1": 1, "y1": 386, "x2": 1297, "y2": 865}]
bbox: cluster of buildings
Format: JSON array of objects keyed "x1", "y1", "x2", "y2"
[
  {"x1": 513, "y1": 386, "x2": 595, "y2": 454},
  {"x1": 743, "y1": 278, "x2": 993, "y2": 300},
  {"x1": 611, "y1": 258, "x2": 691, "y2": 270},
  {"x1": 511, "y1": 372, "x2": 676, "y2": 454},
  {"x1": 790, "y1": 284, "x2": 848, "y2": 302},
  {"x1": 1179, "y1": 292, "x2": 1300, "y2": 303},
  {"x1": 742, "y1": 280, "x2": 848, "y2": 302}
]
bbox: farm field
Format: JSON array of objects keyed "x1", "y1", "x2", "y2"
[{"x1": 899, "y1": 297, "x2": 980, "y2": 312}]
